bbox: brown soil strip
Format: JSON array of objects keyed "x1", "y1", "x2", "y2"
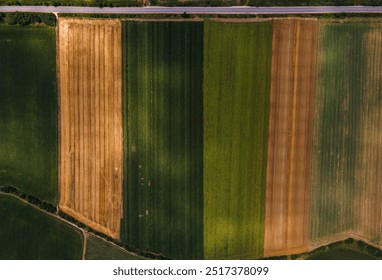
[
  {"x1": 58, "y1": 18, "x2": 122, "y2": 239},
  {"x1": 264, "y1": 18, "x2": 317, "y2": 257}
]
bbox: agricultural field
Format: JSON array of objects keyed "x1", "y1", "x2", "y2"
[
  {"x1": 122, "y1": 20, "x2": 204, "y2": 259},
  {"x1": 0, "y1": 194, "x2": 83, "y2": 259},
  {"x1": 305, "y1": 239, "x2": 381, "y2": 260},
  {"x1": 264, "y1": 18, "x2": 317, "y2": 257},
  {"x1": 3, "y1": 16, "x2": 382, "y2": 260},
  {"x1": 307, "y1": 248, "x2": 376, "y2": 260},
  {"x1": 309, "y1": 20, "x2": 382, "y2": 248},
  {"x1": 85, "y1": 234, "x2": 145, "y2": 259},
  {"x1": 0, "y1": 25, "x2": 58, "y2": 204},
  {"x1": 203, "y1": 19, "x2": 272, "y2": 259},
  {"x1": 58, "y1": 19, "x2": 123, "y2": 239},
  {"x1": 352, "y1": 21, "x2": 382, "y2": 246}
]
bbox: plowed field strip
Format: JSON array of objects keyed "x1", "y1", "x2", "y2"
[{"x1": 264, "y1": 18, "x2": 317, "y2": 257}]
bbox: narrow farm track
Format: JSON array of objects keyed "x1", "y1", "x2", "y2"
[
  {"x1": 264, "y1": 18, "x2": 317, "y2": 257},
  {"x1": 58, "y1": 19, "x2": 122, "y2": 239}
]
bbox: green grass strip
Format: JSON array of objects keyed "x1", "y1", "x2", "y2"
[{"x1": 0, "y1": 26, "x2": 58, "y2": 204}]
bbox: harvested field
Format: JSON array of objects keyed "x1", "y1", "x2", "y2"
[
  {"x1": 264, "y1": 18, "x2": 317, "y2": 257},
  {"x1": 203, "y1": 20, "x2": 272, "y2": 259},
  {"x1": 58, "y1": 19, "x2": 122, "y2": 239},
  {"x1": 0, "y1": 193, "x2": 83, "y2": 260},
  {"x1": 121, "y1": 21, "x2": 204, "y2": 259},
  {"x1": 0, "y1": 26, "x2": 58, "y2": 204}
]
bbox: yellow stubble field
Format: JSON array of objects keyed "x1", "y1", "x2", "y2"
[{"x1": 58, "y1": 19, "x2": 122, "y2": 239}]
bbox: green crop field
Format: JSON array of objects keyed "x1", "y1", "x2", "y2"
[
  {"x1": 307, "y1": 247, "x2": 377, "y2": 260},
  {"x1": 305, "y1": 239, "x2": 381, "y2": 260},
  {"x1": 310, "y1": 20, "x2": 365, "y2": 242},
  {"x1": 85, "y1": 234, "x2": 145, "y2": 260},
  {"x1": 122, "y1": 21, "x2": 204, "y2": 259},
  {"x1": 352, "y1": 21, "x2": 382, "y2": 245},
  {"x1": 0, "y1": 25, "x2": 58, "y2": 204},
  {"x1": 203, "y1": 20, "x2": 272, "y2": 259},
  {"x1": 0, "y1": 194, "x2": 83, "y2": 259},
  {"x1": 310, "y1": 20, "x2": 382, "y2": 244}
]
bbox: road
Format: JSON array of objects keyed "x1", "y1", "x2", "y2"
[{"x1": 0, "y1": 5, "x2": 381, "y2": 14}]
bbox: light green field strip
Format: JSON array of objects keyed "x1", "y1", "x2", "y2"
[
  {"x1": 354, "y1": 22, "x2": 382, "y2": 245},
  {"x1": 0, "y1": 25, "x2": 58, "y2": 204},
  {"x1": 203, "y1": 20, "x2": 272, "y2": 259},
  {"x1": 0, "y1": 194, "x2": 83, "y2": 260},
  {"x1": 310, "y1": 20, "x2": 380, "y2": 245},
  {"x1": 122, "y1": 21, "x2": 204, "y2": 259}
]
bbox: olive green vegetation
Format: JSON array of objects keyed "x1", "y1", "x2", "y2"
[
  {"x1": 1, "y1": 12, "x2": 56, "y2": 26},
  {"x1": 85, "y1": 234, "x2": 145, "y2": 260},
  {"x1": 0, "y1": 194, "x2": 83, "y2": 259},
  {"x1": 203, "y1": 20, "x2": 272, "y2": 259},
  {"x1": 305, "y1": 239, "x2": 381, "y2": 260},
  {"x1": 307, "y1": 247, "x2": 376, "y2": 260},
  {"x1": 310, "y1": 20, "x2": 382, "y2": 243},
  {"x1": 310, "y1": 20, "x2": 364, "y2": 241},
  {"x1": 122, "y1": 21, "x2": 204, "y2": 259},
  {"x1": 0, "y1": 25, "x2": 58, "y2": 204},
  {"x1": 0, "y1": 0, "x2": 141, "y2": 7},
  {"x1": 153, "y1": 0, "x2": 381, "y2": 6}
]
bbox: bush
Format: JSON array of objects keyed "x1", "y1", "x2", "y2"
[{"x1": 8, "y1": 12, "x2": 56, "y2": 26}]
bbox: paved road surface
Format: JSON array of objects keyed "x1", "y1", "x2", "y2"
[{"x1": 0, "y1": 5, "x2": 381, "y2": 14}]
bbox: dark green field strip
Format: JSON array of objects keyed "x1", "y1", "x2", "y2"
[
  {"x1": 310, "y1": 20, "x2": 371, "y2": 242},
  {"x1": 0, "y1": 26, "x2": 58, "y2": 204},
  {"x1": 203, "y1": 20, "x2": 272, "y2": 259},
  {"x1": 0, "y1": 194, "x2": 83, "y2": 259},
  {"x1": 85, "y1": 234, "x2": 145, "y2": 260},
  {"x1": 122, "y1": 21, "x2": 204, "y2": 259},
  {"x1": 307, "y1": 248, "x2": 377, "y2": 260}
]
